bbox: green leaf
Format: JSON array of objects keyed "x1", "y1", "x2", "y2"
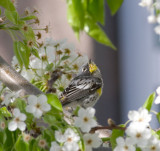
[
  {"x1": 156, "y1": 130, "x2": 160, "y2": 139},
  {"x1": 45, "y1": 63, "x2": 53, "y2": 71},
  {"x1": 67, "y1": 0, "x2": 84, "y2": 37},
  {"x1": 15, "y1": 135, "x2": 29, "y2": 151},
  {"x1": 106, "y1": 0, "x2": 123, "y2": 15},
  {"x1": 46, "y1": 94, "x2": 63, "y2": 112},
  {"x1": 0, "y1": 0, "x2": 15, "y2": 11},
  {"x1": 0, "y1": 143, "x2": 3, "y2": 151},
  {"x1": 43, "y1": 129, "x2": 55, "y2": 142},
  {"x1": 143, "y1": 92, "x2": 155, "y2": 111},
  {"x1": 29, "y1": 139, "x2": 39, "y2": 151},
  {"x1": 31, "y1": 48, "x2": 40, "y2": 59},
  {"x1": 61, "y1": 55, "x2": 70, "y2": 61},
  {"x1": 110, "y1": 129, "x2": 124, "y2": 149},
  {"x1": 43, "y1": 113, "x2": 58, "y2": 126},
  {"x1": 20, "y1": 15, "x2": 37, "y2": 21},
  {"x1": 13, "y1": 41, "x2": 30, "y2": 69},
  {"x1": 0, "y1": 107, "x2": 12, "y2": 118},
  {"x1": 0, "y1": 8, "x2": 1, "y2": 16},
  {"x1": 136, "y1": 147, "x2": 142, "y2": 151},
  {"x1": 84, "y1": 19, "x2": 116, "y2": 50},
  {"x1": 5, "y1": 10, "x2": 18, "y2": 24},
  {"x1": 21, "y1": 26, "x2": 35, "y2": 41},
  {"x1": 0, "y1": 130, "x2": 5, "y2": 144},
  {"x1": 15, "y1": 98, "x2": 27, "y2": 112},
  {"x1": 3, "y1": 129, "x2": 16, "y2": 151},
  {"x1": 156, "y1": 112, "x2": 160, "y2": 123},
  {"x1": 13, "y1": 41, "x2": 23, "y2": 68},
  {"x1": 87, "y1": 0, "x2": 105, "y2": 25}
]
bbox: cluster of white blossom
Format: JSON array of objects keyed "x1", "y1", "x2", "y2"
[
  {"x1": 114, "y1": 107, "x2": 160, "y2": 151},
  {"x1": 50, "y1": 107, "x2": 102, "y2": 151},
  {"x1": 6, "y1": 94, "x2": 51, "y2": 132},
  {"x1": 12, "y1": 37, "x2": 88, "y2": 96},
  {"x1": 139, "y1": 0, "x2": 160, "y2": 35}
]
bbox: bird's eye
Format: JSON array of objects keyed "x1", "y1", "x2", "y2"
[{"x1": 82, "y1": 67, "x2": 87, "y2": 72}]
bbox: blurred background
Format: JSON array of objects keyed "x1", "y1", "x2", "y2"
[{"x1": 0, "y1": 0, "x2": 160, "y2": 133}]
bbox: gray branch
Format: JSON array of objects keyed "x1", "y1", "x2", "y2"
[{"x1": 0, "y1": 56, "x2": 42, "y2": 95}]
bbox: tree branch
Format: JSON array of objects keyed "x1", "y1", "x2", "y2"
[{"x1": 0, "y1": 56, "x2": 42, "y2": 95}]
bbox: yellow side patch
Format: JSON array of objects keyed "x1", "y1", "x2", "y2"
[
  {"x1": 89, "y1": 64, "x2": 97, "y2": 73},
  {"x1": 97, "y1": 88, "x2": 102, "y2": 96},
  {"x1": 61, "y1": 96, "x2": 65, "y2": 101}
]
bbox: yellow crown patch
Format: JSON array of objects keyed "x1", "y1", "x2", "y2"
[{"x1": 89, "y1": 64, "x2": 97, "y2": 73}]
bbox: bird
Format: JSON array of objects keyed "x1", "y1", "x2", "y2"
[{"x1": 59, "y1": 59, "x2": 103, "y2": 109}]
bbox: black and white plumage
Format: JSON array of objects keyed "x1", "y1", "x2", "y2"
[{"x1": 59, "y1": 60, "x2": 103, "y2": 108}]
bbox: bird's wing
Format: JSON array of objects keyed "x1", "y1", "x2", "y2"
[{"x1": 60, "y1": 76, "x2": 102, "y2": 105}]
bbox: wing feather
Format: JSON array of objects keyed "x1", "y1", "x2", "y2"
[{"x1": 60, "y1": 76, "x2": 102, "y2": 105}]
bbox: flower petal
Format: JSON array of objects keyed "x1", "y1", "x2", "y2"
[
  {"x1": 38, "y1": 94, "x2": 47, "y2": 103},
  {"x1": 26, "y1": 105, "x2": 36, "y2": 113},
  {"x1": 34, "y1": 109, "x2": 43, "y2": 118},
  {"x1": 13, "y1": 108, "x2": 20, "y2": 117},
  {"x1": 18, "y1": 121, "x2": 26, "y2": 131},
  {"x1": 41, "y1": 103, "x2": 51, "y2": 112},
  {"x1": 19, "y1": 113, "x2": 26, "y2": 121},
  {"x1": 8, "y1": 121, "x2": 17, "y2": 131},
  {"x1": 28, "y1": 95, "x2": 37, "y2": 105}
]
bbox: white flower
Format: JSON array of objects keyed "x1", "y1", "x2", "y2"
[
  {"x1": 45, "y1": 46, "x2": 56, "y2": 63},
  {"x1": 55, "y1": 130, "x2": 66, "y2": 143},
  {"x1": 83, "y1": 133, "x2": 102, "y2": 151},
  {"x1": 128, "y1": 107, "x2": 152, "y2": 126},
  {"x1": 74, "y1": 107, "x2": 97, "y2": 132},
  {"x1": 26, "y1": 95, "x2": 51, "y2": 118},
  {"x1": 63, "y1": 128, "x2": 80, "y2": 144},
  {"x1": 114, "y1": 137, "x2": 135, "y2": 151},
  {"x1": 154, "y1": 25, "x2": 160, "y2": 35},
  {"x1": 21, "y1": 69, "x2": 34, "y2": 81},
  {"x1": 23, "y1": 133, "x2": 31, "y2": 142},
  {"x1": 141, "y1": 135, "x2": 160, "y2": 151},
  {"x1": 147, "y1": 15, "x2": 156, "y2": 23},
  {"x1": 44, "y1": 38, "x2": 66, "y2": 48},
  {"x1": 11, "y1": 56, "x2": 19, "y2": 67},
  {"x1": 63, "y1": 142, "x2": 79, "y2": 151},
  {"x1": 155, "y1": 1, "x2": 160, "y2": 9},
  {"x1": 29, "y1": 57, "x2": 47, "y2": 76},
  {"x1": 55, "y1": 128, "x2": 80, "y2": 151},
  {"x1": 30, "y1": 58, "x2": 43, "y2": 70},
  {"x1": 139, "y1": 0, "x2": 153, "y2": 7},
  {"x1": 0, "y1": 121, "x2": 6, "y2": 129},
  {"x1": 38, "y1": 139, "x2": 47, "y2": 148},
  {"x1": 155, "y1": 86, "x2": 160, "y2": 104},
  {"x1": 126, "y1": 122, "x2": 151, "y2": 147},
  {"x1": 50, "y1": 142, "x2": 64, "y2": 151},
  {"x1": 2, "y1": 91, "x2": 20, "y2": 106},
  {"x1": 55, "y1": 74, "x2": 70, "y2": 96},
  {"x1": 8, "y1": 108, "x2": 26, "y2": 131}
]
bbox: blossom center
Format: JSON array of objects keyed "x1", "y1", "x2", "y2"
[
  {"x1": 87, "y1": 139, "x2": 92, "y2": 145},
  {"x1": 138, "y1": 118, "x2": 143, "y2": 122},
  {"x1": 15, "y1": 117, "x2": 20, "y2": 122},
  {"x1": 151, "y1": 146, "x2": 156, "y2": 150},
  {"x1": 36, "y1": 103, "x2": 41, "y2": 109},
  {"x1": 67, "y1": 137, "x2": 73, "y2": 142},
  {"x1": 124, "y1": 145, "x2": 128, "y2": 150},
  {"x1": 83, "y1": 117, "x2": 89, "y2": 122},
  {"x1": 136, "y1": 133, "x2": 141, "y2": 138}
]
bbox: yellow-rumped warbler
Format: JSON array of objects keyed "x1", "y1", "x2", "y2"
[{"x1": 59, "y1": 59, "x2": 103, "y2": 108}]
